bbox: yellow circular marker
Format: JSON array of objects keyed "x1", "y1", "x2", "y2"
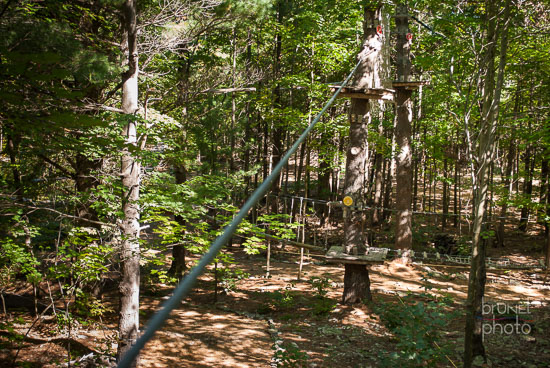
[{"x1": 343, "y1": 196, "x2": 353, "y2": 207}]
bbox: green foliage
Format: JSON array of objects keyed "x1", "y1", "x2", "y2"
[
  {"x1": 47, "y1": 228, "x2": 113, "y2": 284},
  {"x1": 308, "y1": 276, "x2": 331, "y2": 297},
  {"x1": 307, "y1": 277, "x2": 336, "y2": 316},
  {"x1": 272, "y1": 341, "x2": 309, "y2": 368},
  {"x1": 75, "y1": 291, "x2": 114, "y2": 318},
  {"x1": 216, "y1": 267, "x2": 249, "y2": 293},
  {"x1": 310, "y1": 297, "x2": 337, "y2": 316},
  {"x1": 269, "y1": 284, "x2": 297, "y2": 311},
  {"x1": 375, "y1": 293, "x2": 459, "y2": 368},
  {"x1": 0, "y1": 238, "x2": 41, "y2": 287}
]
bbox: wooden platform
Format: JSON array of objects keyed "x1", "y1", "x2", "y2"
[
  {"x1": 391, "y1": 81, "x2": 430, "y2": 90},
  {"x1": 329, "y1": 86, "x2": 395, "y2": 101},
  {"x1": 326, "y1": 246, "x2": 388, "y2": 265}
]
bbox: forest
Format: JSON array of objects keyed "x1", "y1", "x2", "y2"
[{"x1": 0, "y1": 0, "x2": 549, "y2": 367}]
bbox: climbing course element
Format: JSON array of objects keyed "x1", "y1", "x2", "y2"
[{"x1": 116, "y1": 60, "x2": 364, "y2": 368}]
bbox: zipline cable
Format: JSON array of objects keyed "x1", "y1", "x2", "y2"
[{"x1": 117, "y1": 59, "x2": 362, "y2": 368}]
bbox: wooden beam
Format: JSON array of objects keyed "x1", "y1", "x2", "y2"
[
  {"x1": 392, "y1": 81, "x2": 430, "y2": 90},
  {"x1": 329, "y1": 86, "x2": 395, "y2": 101},
  {"x1": 325, "y1": 246, "x2": 387, "y2": 265},
  {"x1": 200, "y1": 87, "x2": 257, "y2": 94}
]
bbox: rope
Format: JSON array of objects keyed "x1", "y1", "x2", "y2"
[
  {"x1": 116, "y1": 60, "x2": 362, "y2": 368},
  {"x1": 267, "y1": 193, "x2": 540, "y2": 222}
]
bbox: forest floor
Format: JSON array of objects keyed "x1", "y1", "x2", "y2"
[{"x1": 1, "y1": 237, "x2": 549, "y2": 368}]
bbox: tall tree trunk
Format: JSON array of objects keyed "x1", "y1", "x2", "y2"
[
  {"x1": 118, "y1": 1, "x2": 140, "y2": 365},
  {"x1": 318, "y1": 130, "x2": 331, "y2": 226},
  {"x1": 393, "y1": 4, "x2": 413, "y2": 260},
  {"x1": 371, "y1": 118, "x2": 384, "y2": 226},
  {"x1": 262, "y1": 120, "x2": 269, "y2": 181},
  {"x1": 442, "y1": 158, "x2": 449, "y2": 229},
  {"x1": 464, "y1": 0, "x2": 510, "y2": 366},
  {"x1": 270, "y1": 0, "x2": 285, "y2": 214},
  {"x1": 539, "y1": 159, "x2": 548, "y2": 227},
  {"x1": 243, "y1": 32, "x2": 253, "y2": 192},
  {"x1": 342, "y1": 98, "x2": 371, "y2": 304},
  {"x1": 168, "y1": 166, "x2": 187, "y2": 279},
  {"x1": 229, "y1": 28, "x2": 237, "y2": 172},
  {"x1": 421, "y1": 125, "x2": 427, "y2": 211},
  {"x1": 383, "y1": 118, "x2": 396, "y2": 221},
  {"x1": 496, "y1": 138, "x2": 515, "y2": 247},
  {"x1": 454, "y1": 134, "x2": 460, "y2": 228},
  {"x1": 519, "y1": 144, "x2": 535, "y2": 232},
  {"x1": 342, "y1": 4, "x2": 383, "y2": 304},
  {"x1": 6, "y1": 131, "x2": 22, "y2": 197},
  {"x1": 74, "y1": 153, "x2": 102, "y2": 225}
]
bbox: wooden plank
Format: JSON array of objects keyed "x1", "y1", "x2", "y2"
[
  {"x1": 329, "y1": 86, "x2": 395, "y2": 101},
  {"x1": 200, "y1": 87, "x2": 257, "y2": 94},
  {"x1": 338, "y1": 92, "x2": 395, "y2": 101},
  {"x1": 325, "y1": 246, "x2": 387, "y2": 265},
  {"x1": 392, "y1": 81, "x2": 430, "y2": 90}
]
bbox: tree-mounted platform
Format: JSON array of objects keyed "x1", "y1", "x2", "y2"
[
  {"x1": 326, "y1": 246, "x2": 388, "y2": 265},
  {"x1": 392, "y1": 80, "x2": 430, "y2": 90},
  {"x1": 330, "y1": 81, "x2": 428, "y2": 101},
  {"x1": 329, "y1": 85, "x2": 395, "y2": 101}
]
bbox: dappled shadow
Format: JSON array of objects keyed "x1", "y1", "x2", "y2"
[{"x1": 139, "y1": 301, "x2": 272, "y2": 367}]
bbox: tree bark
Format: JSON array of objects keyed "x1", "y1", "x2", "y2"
[
  {"x1": 371, "y1": 117, "x2": 384, "y2": 226},
  {"x1": 464, "y1": 0, "x2": 510, "y2": 366},
  {"x1": 383, "y1": 119, "x2": 395, "y2": 221},
  {"x1": 270, "y1": 0, "x2": 286, "y2": 214},
  {"x1": 318, "y1": 131, "x2": 332, "y2": 226},
  {"x1": 538, "y1": 159, "x2": 548, "y2": 227},
  {"x1": 454, "y1": 132, "x2": 460, "y2": 228},
  {"x1": 393, "y1": 4, "x2": 413, "y2": 260},
  {"x1": 168, "y1": 166, "x2": 187, "y2": 279},
  {"x1": 74, "y1": 153, "x2": 102, "y2": 225},
  {"x1": 343, "y1": 264, "x2": 371, "y2": 304},
  {"x1": 496, "y1": 136, "x2": 515, "y2": 247},
  {"x1": 394, "y1": 89, "x2": 413, "y2": 254},
  {"x1": 118, "y1": 1, "x2": 140, "y2": 366},
  {"x1": 442, "y1": 158, "x2": 449, "y2": 229},
  {"x1": 519, "y1": 141, "x2": 533, "y2": 232},
  {"x1": 6, "y1": 131, "x2": 22, "y2": 197},
  {"x1": 341, "y1": 4, "x2": 382, "y2": 304}
]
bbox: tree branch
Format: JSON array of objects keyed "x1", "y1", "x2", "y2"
[
  {"x1": 37, "y1": 154, "x2": 76, "y2": 180},
  {"x1": 1, "y1": 201, "x2": 118, "y2": 228}
]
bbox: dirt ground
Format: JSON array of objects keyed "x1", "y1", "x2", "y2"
[{"x1": 1, "y1": 244, "x2": 549, "y2": 368}]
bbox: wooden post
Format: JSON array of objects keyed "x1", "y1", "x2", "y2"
[
  {"x1": 393, "y1": 4, "x2": 414, "y2": 263},
  {"x1": 266, "y1": 238, "x2": 271, "y2": 277},
  {"x1": 298, "y1": 247, "x2": 304, "y2": 281}
]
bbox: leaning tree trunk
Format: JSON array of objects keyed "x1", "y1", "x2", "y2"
[
  {"x1": 464, "y1": 0, "x2": 510, "y2": 366},
  {"x1": 341, "y1": 4, "x2": 383, "y2": 304},
  {"x1": 118, "y1": 1, "x2": 140, "y2": 366}
]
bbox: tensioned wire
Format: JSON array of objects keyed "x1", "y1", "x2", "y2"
[{"x1": 117, "y1": 59, "x2": 363, "y2": 368}]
